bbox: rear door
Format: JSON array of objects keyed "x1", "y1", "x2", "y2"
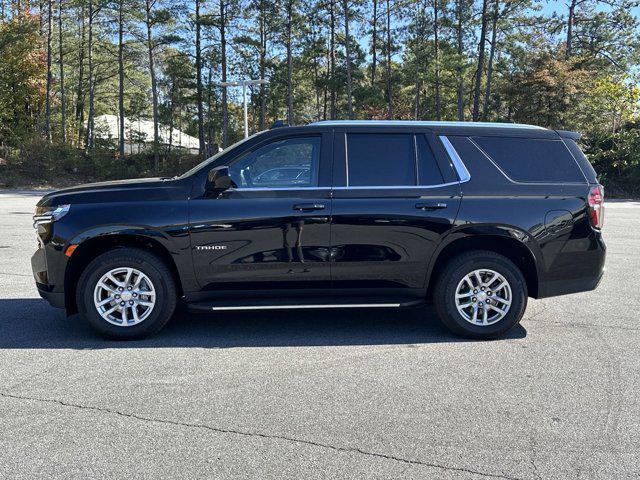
[{"x1": 330, "y1": 127, "x2": 462, "y2": 292}]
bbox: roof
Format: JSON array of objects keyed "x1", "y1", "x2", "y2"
[{"x1": 309, "y1": 120, "x2": 547, "y2": 130}]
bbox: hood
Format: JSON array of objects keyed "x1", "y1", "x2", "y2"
[{"x1": 37, "y1": 177, "x2": 188, "y2": 207}]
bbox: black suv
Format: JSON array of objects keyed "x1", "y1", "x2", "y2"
[{"x1": 32, "y1": 121, "x2": 606, "y2": 339}]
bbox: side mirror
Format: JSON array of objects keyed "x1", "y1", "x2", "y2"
[{"x1": 207, "y1": 166, "x2": 234, "y2": 192}]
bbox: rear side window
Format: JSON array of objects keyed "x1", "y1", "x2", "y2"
[
  {"x1": 347, "y1": 134, "x2": 416, "y2": 186},
  {"x1": 416, "y1": 135, "x2": 445, "y2": 185},
  {"x1": 562, "y1": 138, "x2": 598, "y2": 183},
  {"x1": 473, "y1": 137, "x2": 585, "y2": 183}
]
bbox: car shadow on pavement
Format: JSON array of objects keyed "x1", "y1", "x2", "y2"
[{"x1": 0, "y1": 298, "x2": 527, "y2": 349}]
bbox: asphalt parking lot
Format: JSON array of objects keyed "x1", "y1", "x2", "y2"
[{"x1": 0, "y1": 190, "x2": 638, "y2": 479}]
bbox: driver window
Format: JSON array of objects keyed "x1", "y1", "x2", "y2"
[{"x1": 229, "y1": 136, "x2": 321, "y2": 189}]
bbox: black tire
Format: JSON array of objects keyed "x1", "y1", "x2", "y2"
[
  {"x1": 433, "y1": 250, "x2": 528, "y2": 339},
  {"x1": 76, "y1": 248, "x2": 177, "y2": 339}
]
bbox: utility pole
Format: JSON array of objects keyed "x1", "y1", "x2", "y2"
[{"x1": 218, "y1": 79, "x2": 269, "y2": 138}]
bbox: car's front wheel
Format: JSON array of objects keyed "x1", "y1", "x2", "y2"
[
  {"x1": 76, "y1": 248, "x2": 177, "y2": 339},
  {"x1": 433, "y1": 250, "x2": 528, "y2": 339}
]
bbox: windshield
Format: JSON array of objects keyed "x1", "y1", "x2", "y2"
[{"x1": 178, "y1": 131, "x2": 266, "y2": 178}]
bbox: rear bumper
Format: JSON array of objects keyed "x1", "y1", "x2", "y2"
[
  {"x1": 537, "y1": 231, "x2": 606, "y2": 298},
  {"x1": 537, "y1": 268, "x2": 604, "y2": 298}
]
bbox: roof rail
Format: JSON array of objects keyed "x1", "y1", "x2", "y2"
[
  {"x1": 270, "y1": 120, "x2": 289, "y2": 129},
  {"x1": 308, "y1": 120, "x2": 546, "y2": 130}
]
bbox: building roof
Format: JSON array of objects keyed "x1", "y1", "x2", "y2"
[{"x1": 94, "y1": 114, "x2": 200, "y2": 150}]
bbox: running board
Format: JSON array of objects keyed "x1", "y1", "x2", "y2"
[{"x1": 188, "y1": 297, "x2": 424, "y2": 312}]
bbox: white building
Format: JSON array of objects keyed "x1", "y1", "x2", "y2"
[{"x1": 94, "y1": 114, "x2": 200, "y2": 155}]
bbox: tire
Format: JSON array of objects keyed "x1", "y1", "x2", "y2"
[
  {"x1": 76, "y1": 248, "x2": 177, "y2": 339},
  {"x1": 433, "y1": 250, "x2": 528, "y2": 339}
]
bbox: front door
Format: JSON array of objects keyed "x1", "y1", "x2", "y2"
[
  {"x1": 330, "y1": 129, "x2": 461, "y2": 292},
  {"x1": 189, "y1": 133, "x2": 332, "y2": 292}
]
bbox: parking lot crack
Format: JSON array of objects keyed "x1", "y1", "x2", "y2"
[{"x1": 0, "y1": 390, "x2": 521, "y2": 480}]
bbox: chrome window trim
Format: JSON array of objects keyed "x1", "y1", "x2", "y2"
[
  {"x1": 229, "y1": 182, "x2": 460, "y2": 193},
  {"x1": 439, "y1": 135, "x2": 471, "y2": 183},
  {"x1": 230, "y1": 186, "x2": 329, "y2": 192},
  {"x1": 332, "y1": 182, "x2": 460, "y2": 190}
]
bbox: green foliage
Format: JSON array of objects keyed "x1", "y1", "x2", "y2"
[
  {"x1": 0, "y1": 13, "x2": 46, "y2": 142},
  {"x1": 582, "y1": 125, "x2": 640, "y2": 197}
]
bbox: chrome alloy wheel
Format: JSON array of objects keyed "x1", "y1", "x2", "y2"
[
  {"x1": 455, "y1": 269, "x2": 512, "y2": 326},
  {"x1": 93, "y1": 267, "x2": 156, "y2": 327}
]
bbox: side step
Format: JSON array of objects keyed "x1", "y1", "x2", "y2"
[{"x1": 187, "y1": 296, "x2": 425, "y2": 312}]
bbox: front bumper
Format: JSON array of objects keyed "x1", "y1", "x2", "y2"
[
  {"x1": 32, "y1": 246, "x2": 66, "y2": 309},
  {"x1": 35, "y1": 282, "x2": 66, "y2": 308}
]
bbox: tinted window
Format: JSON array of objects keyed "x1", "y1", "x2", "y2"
[
  {"x1": 230, "y1": 137, "x2": 320, "y2": 188},
  {"x1": 347, "y1": 134, "x2": 416, "y2": 186},
  {"x1": 563, "y1": 138, "x2": 598, "y2": 183},
  {"x1": 416, "y1": 135, "x2": 444, "y2": 185},
  {"x1": 473, "y1": 136, "x2": 584, "y2": 183}
]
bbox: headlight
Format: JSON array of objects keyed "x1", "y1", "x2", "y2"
[{"x1": 33, "y1": 204, "x2": 70, "y2": 228}]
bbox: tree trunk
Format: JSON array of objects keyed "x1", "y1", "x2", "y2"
[
  {"x1": 311, "y1": 23, "x2": 322, "y2": 120},
  {"x1": 145, "y1": 0, "x2": 160, "y2": 171},
  {"x1": 323, "y1": 46, "x2": 328, "y2": 120},
  {"x1": 45, "y1": 0, "x2": 52, "y2": 142},
  {"x1": 58, "y1": 0, "x2": 66, "y2": 144},
  {"x1": 371, "y1": 0, "x2": 377, "y2": 86},
  {"x1": 385, "y1": 0, "x2": 393, "y2": 119},
  {"x1": 195, "y1": 0, "x2": 205, "y2": 155},
  {"x1": 220, "y1": 0, "x2": 228, "y2": 147},
  {"x1": 456, "y1": 0, "x2": 464, "y2": 120},
  {"x1": 118, "y1": 0, "x2": 125, "y2": 157},
  {"x1": 472, "y1": 0, "x2": 489, "y2": 121},
  {"x1": 433, "y1": 0, "x2": 441, "y2": 120},
  {"x1": 168, "y1": 87, "x2": 174, "y2": 153},
  {"x1": 259, "y1": 0, "x2": 266, "y2": 130},
  {"x1": 75, "y1": 1, "x2": 85, "y2": 146},
  {"x1": 85, "y1": 0, "x2": 95, "y2": 150},
  {"x1": 286, "y1": 0, "x2": 294, "y2": 125},
  {"x1": 482, "y1": 0, "x2": 499, "y2": 121},
  {"x1": 206, "y1": 64, "x2": 213, "y2": 155},
  {"x1": 343, "y1": 0, "x2": 353, "y2": 119},
  {"x1": 566, "y1": 0, "x2": 576, "y2": 59},
  {"x1": 39, "y1": 0, "x2": 45, "y2": 34},
  {"x1": 329, "y1": 0, "x2": 336, "y2": 119},
  {"x1": 414, "y1": 80, "x2": 421, "y2": 120}
]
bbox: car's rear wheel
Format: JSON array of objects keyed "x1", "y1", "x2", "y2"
[
  {"x1": 433, "y1": 250, "x2": 528, "y2": 339},
  {"x1": 77, "y1": 248, "x2": 177, "y2": 339}
]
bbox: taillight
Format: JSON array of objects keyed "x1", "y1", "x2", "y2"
[{"x1": 587, "y1": 185, "x2": 605, "y2": 229}]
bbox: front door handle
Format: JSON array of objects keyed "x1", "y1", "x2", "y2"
[
  {"x1": 293, "y1": 203, "x2": 326, "y2": 211},
  {"x1": 415, "y1": 202, "x2": 447, "y2": 210}
]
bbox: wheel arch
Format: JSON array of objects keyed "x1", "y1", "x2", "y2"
[
  {"x1": 426, "y1": 230, "x2": 541, "y2": 299},
  {"x1": 64, "y1": 233, "x2": 184, "y2": 314}
]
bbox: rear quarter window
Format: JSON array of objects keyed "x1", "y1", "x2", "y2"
[
  {"x1": 472, "y1": 136, "x2": 586, "y2": 183},
  {"x1": 562, "y1": 138, "x2": 598, "y2": 183}
]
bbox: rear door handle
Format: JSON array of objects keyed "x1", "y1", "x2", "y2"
[
  {"x1": 293, "y1": 203, "x2": 326, "y2": 211},
  {"x1": 415, "y1": 202, "x2": 447, "y2": 210}
]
